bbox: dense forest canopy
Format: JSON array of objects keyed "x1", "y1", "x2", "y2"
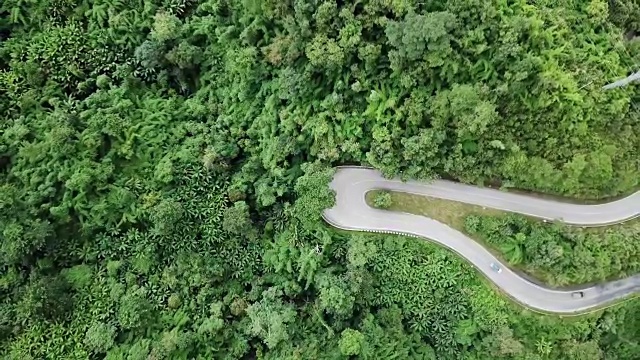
[{"x1": 1, "y1": 0, "x2": 640, "y2": 359}]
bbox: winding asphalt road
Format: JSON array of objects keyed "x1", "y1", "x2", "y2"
[{"x1": 322, "y1": 167, "x2": 640, "y2": 314}]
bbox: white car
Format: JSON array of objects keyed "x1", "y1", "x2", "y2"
[
  {"x1": 490, "y1": 262, "x2": 502, "y2": 273},
  {"x1": 571, "y1": 291, "x2": 584, "y2": 299}
]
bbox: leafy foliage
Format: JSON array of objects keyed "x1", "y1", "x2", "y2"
[
  {"x1": 372, "y1": 190, "x2": 393, "y2": 209},
  {"x1": 465, "y1": 214, "x2": 640, "y2": 286},
  {"x1": 1, "y1": 0, "x2": 639, "y2": 359}
]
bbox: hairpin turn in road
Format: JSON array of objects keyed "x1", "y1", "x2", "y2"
[{"x1": 322, "y1": 167, "x2": 640, "y2": 314}]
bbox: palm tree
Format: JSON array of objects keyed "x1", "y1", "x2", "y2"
[
  {"x1": 500, "y1": 241, "x2": 524, "y2": 265},
  {"x1": 536, "y1": 338, "x2": 553, "y2": 356}
]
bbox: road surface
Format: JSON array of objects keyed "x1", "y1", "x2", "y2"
[{"x1": 322, "y1": 167, "x2": 640, "y2": 314}]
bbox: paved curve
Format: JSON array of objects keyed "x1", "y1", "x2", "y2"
[{"x1": 322, "y1": 167, "x2": 640, "y2": 314}]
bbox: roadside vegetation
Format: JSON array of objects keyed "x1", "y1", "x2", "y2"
[
  {"x1": 366, "y1": 190, "x2": 502, "y2": 228},
  {"x1": 371, "y1": 190, "x2": 393, "y2": 209},
  {"x1": 366, "y1": 190, "x2": 640, "y2": 287},
  {"x1": 466, "y1": 215, "x2": 640, "y2": 286},
  {"x1": 1, "y1": 0, "x2": 640, "y2": 359}
]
